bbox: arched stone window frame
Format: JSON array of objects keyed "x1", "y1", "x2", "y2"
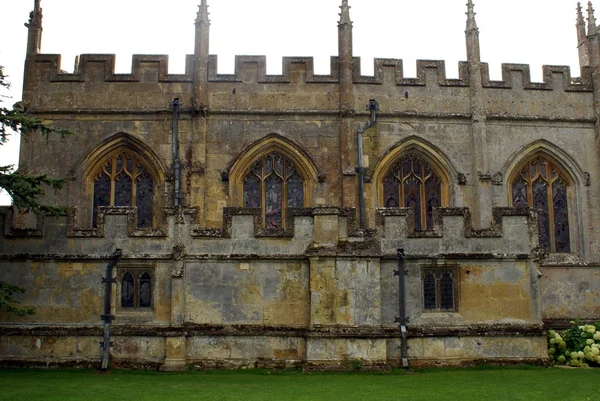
[
  {"x1": 116, "y1": 265, "x2": 155, "y2": 311},
  {"x1": 371, "y1": 138, "x2": 455, "y2": 229},
  {"x1": 227, "y1": 134, "x2": 319, "y2": 228},
  {"x1": 78, "y1": 134, "x2": 166, "y2": 229},
  {"x1": 504, "y1": 142, "x2": 584, "y2": 256}
]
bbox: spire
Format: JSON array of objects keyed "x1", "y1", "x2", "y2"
[
  {"x1": 578, "y1": 2, "x2": 592, "y2": 67},
  {"x1": 24, "y1": 0, "x2": 43, "y2": 55},
  {"x1": 578, "y1": 2, "x2": 586, "y2": 27},
  {"x1": 338, "y1": 0, "x2": 352, "y2": 28},
  {"x1": 588, "y1": 1, "x2": 597, "y2": 36},
  {"x1": 25, "y1": 0, "x2": 43, "y2": 29},
  {"x1": 195, "y1": 0, "x2": 210, "y2": 26},
  {"x1": 465, "y1": 0, "x2": 480, "y2": 63},
  {"x1": 466, "y1": 0, "x2": 478, "y2": 32}
]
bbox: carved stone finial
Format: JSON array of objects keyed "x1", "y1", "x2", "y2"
[
  {"x1": 466, "y1": 0, "x2": 478, "y2": 32},
  {"x1": 26, "y1": 0, "x2": 43, "y2": 28},
  {"x1": 578, "y1": 2, "x2": 585, "y2": 25},
  {"x1": 588, "y1": 1, "x2": 597, "y2": 35},
  {"x1": 195, "y1": 0, "x2": 210, "y2": 25},
  {"x1": 338, "y1": 0, "x2": 352, "y2": 27}
]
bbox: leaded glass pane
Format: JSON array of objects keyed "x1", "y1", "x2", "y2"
[
  {"x1": 243, "y1": 174, "x2": 261, "y2": 208},
  {"x1": 512, "y1": 175, "x2": 528, "y2": 207},
  {"x1": 423, "y1": 272, "x2": 436, "y2": 310},
  {"x1": 440, "y1": 271, "x2": 454, "y2": 310},
  {"x1": 532, "y1": 178, "x2": 550, "y2": 250},
  {"x1": 553, "y1": 179, "x2": 571, "y2": 253},
  {"x1": 116, "y1": 154, "x2": 124, "y2": 173},
  {"x1": 139, "y1": 273, "x2": 152, "y2": 308},
  {"x1": 243, "y1": 151, "x2": 303, "y2": 228},
  {"x1": 264, "y1": 154, "x2": 273, "y2": 176},
  {"x1": 286, "y1": 172, "x2": 304, "y2": 208},
  {"x1": 136, "y1": 172, "x2": 153, "y2": 229},
  {"x1": 274, "y1": 153, "x2": 284, "y2": 176},
  {"x1": 383, "y1": 154, "x2": 442, "y2": 231},
  {"x1": 265, "y1": 174, "x2": 283, "y2": 228},
  {"x1": 121, "y1": 273, "x2": 134, "y2": 308},
  {"x1": 93, "y1": 173, "x2": 111, "y2": 228},
  {"x1": 425, "y1": 176, "x2": 441, "y2": 230},
  {"x1": 383, "y1": 176, "x2": 399, "y2": 207},
  {"x1": 404, "y1": 175, "x2": 422, "y2": 231},
  {"x1": 114, "y1": 173, "x2": 132, "y2": 207},
  {"x1": 92, "y1": 150, "x2": 155, "y2": 229}
]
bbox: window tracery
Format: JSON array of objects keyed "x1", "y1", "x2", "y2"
[
  {"x1": 91, "y1": 150, "x2": 154, "y2": 228},
  {"x1": 382, "y1": 153, "x2": 442, "y2": 230},
  {"x1": 242, "y1": 151, "x2": 304, "y2": 228},
  {"x1": 119, "y1": 269, "x2": 153, "y2": 309},
  {"x1": 511, "y1": 156, "x2": 570, "y2": 253}
]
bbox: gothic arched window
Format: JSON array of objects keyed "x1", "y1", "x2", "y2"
[
  {"x1": 382, "y1": 153, "x2": 443, "y2": 230},
  {"x1": 243, "y1": 151, "x2": 304, "y2": 229},
  {"x1": 120, "y1": 269, "x2": 153, "y2": 309},
  {"x1": 511, "y1": 156, "x2": 570, "y2": 253},
  {"x1": 91, "y1": 150, "x2": 154, "y2": 228}
]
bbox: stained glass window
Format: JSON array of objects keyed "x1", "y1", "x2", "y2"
[
  {"x1": 422, "y1": 268, "x2": 457, "y2": 312},
  {"x1": 511, "y1": 157, "x2": 570, "y2": 253},
  {"x1": 120, "y1": 270, "x2": 152, "y2": 309},
  {"x1": 383, "y1": 154, "x2": 442, "y2": 230},
  {"x1": 92, "y1": 150, "x2": 154, "y2": 228},
  {"x1": 243, "y1": 152, "x2": 304, "y2": 228}
]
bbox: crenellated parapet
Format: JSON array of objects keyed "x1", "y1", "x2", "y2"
[
  {"x1": 481, "y1": 63, "x2": 593, "y2": 92},
  {"x1": 207, "y1": 55, "x2": 340, "y2": 84},
  {"x1": 23, "y1": 52, "x2": 596, "y2": 122},
  {"x1": 353, "y1": 59, "x2": 470, "y2": 87},
  {"x1": 30, "y1": 54, "x2": 195, "y2": 83}
]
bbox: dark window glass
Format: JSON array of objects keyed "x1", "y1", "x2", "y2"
[
  {"x1": 139, "y1": 273, "x2": 152, "y2": 308},
  {"x1": 93, "y1": 173, "x2": 111, "y2": 228},
  {"x1": 511, "y1": 157, "x2": 570, "y2": 253},
  {"x1": 242, "y1": 151, "x2": 304, "y2": 228},
  {"x1": 423, "y1": 268, "x2": 457, "y2": 312},
  {"x1": 553, "y1": 178, "x2": 570, "y2": 253},
  {"x1": 440, "y1": 271, "x2": 455, "y2": 310},
  {"x1": 423, "y1": 272, "x2": 437, "y2": 310},
  {"x1": 383, "y1": 154, "x2": 442, "y2": 230},
  {"x1": 91, "y1": 151, "x2": 155, "y2": 228},
  {"x1": 136, "y1": 172, "x2": 154, "y2": 229},
  {"x1": 121, "y1": 272, "x2": 134, "y2": 308}
]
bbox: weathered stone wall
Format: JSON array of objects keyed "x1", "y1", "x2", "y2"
[
  {"x1": 5, "y1": 1, "x2": 600, "y2": 369},
  {"x1": 0, "y1": 206, "x2": 554, "y2": 368},
  {"x1": 541, "y1": 266, "x2": 600, "y2": 324}
]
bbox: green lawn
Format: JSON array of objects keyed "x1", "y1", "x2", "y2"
[{"x1": 0, "y1": 366, "x2": 598, "y2": 401}]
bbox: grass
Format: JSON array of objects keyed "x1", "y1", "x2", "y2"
[{"x1": 0, "y1": 366, "x2": 598, "y2": 401}]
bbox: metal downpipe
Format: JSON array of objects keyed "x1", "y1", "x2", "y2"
[
  {"x1": 395, "y1": 248, "x2": 409, "y2": 369},
  {"x1": 356, "y1": 99, "x2": 379, "y2": 230},
  {"x1": 100, "y1": 248, "x2": 122, "y2": 371},
  {"x1": 170, "y1": 98, "x2": 181, "y2": 207}
]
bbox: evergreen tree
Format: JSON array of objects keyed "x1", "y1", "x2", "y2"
[{"x1": 0, "y1": 63, "x2": 69, "y2": 316}]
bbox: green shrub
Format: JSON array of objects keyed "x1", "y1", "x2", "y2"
[{"x1": 547, "y1": 321, "x2": 600, "y2": 367}]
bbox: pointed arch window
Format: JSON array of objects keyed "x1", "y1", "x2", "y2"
[
  {"x1": 119, "y1": 269, "x2": 153, "y2": 309},
  {"x1": 242, "y1": 151, "x2": 305, "y2": 228},
  {"x1": 91, "y1": 150, "x2": 155, "y2": 228},
  {"x1": 511, "y1": 156, "x2": 570, "y2": 253},
  {"x1": 382, "y1": 153, "x2": 443, "y2": 230}
]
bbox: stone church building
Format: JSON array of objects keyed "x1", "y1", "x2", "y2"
[{"x1": 1, "y1": 0, "x2": 599, "y2": 369}]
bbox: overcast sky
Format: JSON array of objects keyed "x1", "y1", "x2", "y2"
[{"x1": 0, "y1": 0, "x2": 585, "y2": 205}]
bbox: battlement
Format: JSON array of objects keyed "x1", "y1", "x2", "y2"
[
  {"x1": 23, "y1": 53, "x2": 594, "y2": 121},
  {"x1": 0, "y1": 206, "x2": 536, "y2": 260},
  {"x1": 29, "y1": 53, "x2": 590, "y2": 90}
]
